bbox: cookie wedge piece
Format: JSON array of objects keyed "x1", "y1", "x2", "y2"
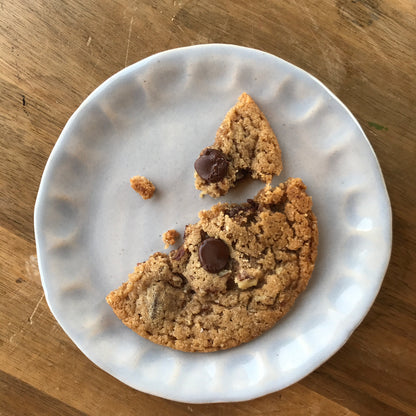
[
  {"x1": 194, "y1": 93, "x2": 283, "y2": 197},
  {"x1": 106, "y1": 178, "x2": 318, "y2": 352}
]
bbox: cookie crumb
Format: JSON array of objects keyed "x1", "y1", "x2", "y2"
[
  {"x1": 130, "y1": 175, "x2": 155, "y2": 200},
  {"x1": 162, "y1": 229, "x2": 180, "y2": 248}
]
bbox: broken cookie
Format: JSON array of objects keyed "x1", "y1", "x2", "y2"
[
  {"x1": 106, "y1": 178, "x2": 318, "y2": 352},
  {"x1": 194, "y1": 93, "x2": 283, "y2": 198}
]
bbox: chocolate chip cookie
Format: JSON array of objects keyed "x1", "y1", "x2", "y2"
[
  {"x1": 194, "y1": 93, "x2": 283, "y2": 198},
  {"x1": 106, "y1": 178, "x2": 318, "y2": 352}
]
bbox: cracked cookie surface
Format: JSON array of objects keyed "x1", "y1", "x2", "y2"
[
  {"x1": 106, "y1": 178, "x2": 318, "y2": 352},
  {"x1": 194, "y1": 92, "x2": 283, "y2": 198}
]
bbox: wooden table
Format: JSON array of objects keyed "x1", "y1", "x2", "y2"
[{"x1": 1, "y1": 1, "x2": 415, "y2": 414}]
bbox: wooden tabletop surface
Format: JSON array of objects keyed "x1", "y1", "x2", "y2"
[{"x1": 1, "y1": 1, "x2": 415, "y2": 415}]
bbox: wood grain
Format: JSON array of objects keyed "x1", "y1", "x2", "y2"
[{"x1": 1, "y1": 0, "x2": 415, "y2": 414}]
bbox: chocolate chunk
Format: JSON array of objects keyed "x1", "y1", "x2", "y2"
[
  {"x1": 226, "y1": 277, "x2": 238, "y2": 290},
  {"x1": 198, "y1": 238, "x2": 230, "y2": 273},
  {"x1": 194, "y1": 149, "x2": 228, "y2": 183},
  {"x1": 200, "y1": 230, "x2": 208, "y2": 241},
  {"x1": 171, "y1": 245, "x2": 187, "y2": 261},
  {"x1": 226, "y1": 199, "x2": 259, "y2": 219},
  {"x1": 226, "y1": 206, "x2": 241, "y2": 218},
  {"x1": 247, "y1": 199, "x2": 259, "y2": 209},
  {"x1": 236, "y1": 169, "x2": 250, "y2": 181}
]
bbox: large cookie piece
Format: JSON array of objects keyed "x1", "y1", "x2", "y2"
[
  {"x1": 106, "y1": 178, "x2": 318, "y2": 352},
  {"x1": 194, "y1": 93, "x2": 283, "y2": 197}
]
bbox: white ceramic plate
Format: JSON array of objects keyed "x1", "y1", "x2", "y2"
[{"x1": 34, "y1": 44, "x2": 392, "y2": 403}]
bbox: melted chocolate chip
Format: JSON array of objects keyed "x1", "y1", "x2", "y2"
[
  {"x1": 200, "y1": 230, "x2": 209, "y2": 241},
  {"x1": 236, "y1": 169, "x2": 250, "y2": 181},
  {"x1": 226, "y1": 277, "x2": 238, "y2": 290},
  {"x1": 171, "y1": 245, "x2": 187, "y2": 261},
  {"x1": 194, "y1": 148, "x2": 229, "y2": 183},
  {"x1": 226, "y1": 199, "x2": 259, "y2": 219},
  {"x1": 198, "y1": 238, "x2": 230, "y2": 273},
  {"x1": 226, "y1": 206, "x2": 241, "y2": 218},
  {"x1": 247, "y1": 199, "x2": 259, "y2": 209}
]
